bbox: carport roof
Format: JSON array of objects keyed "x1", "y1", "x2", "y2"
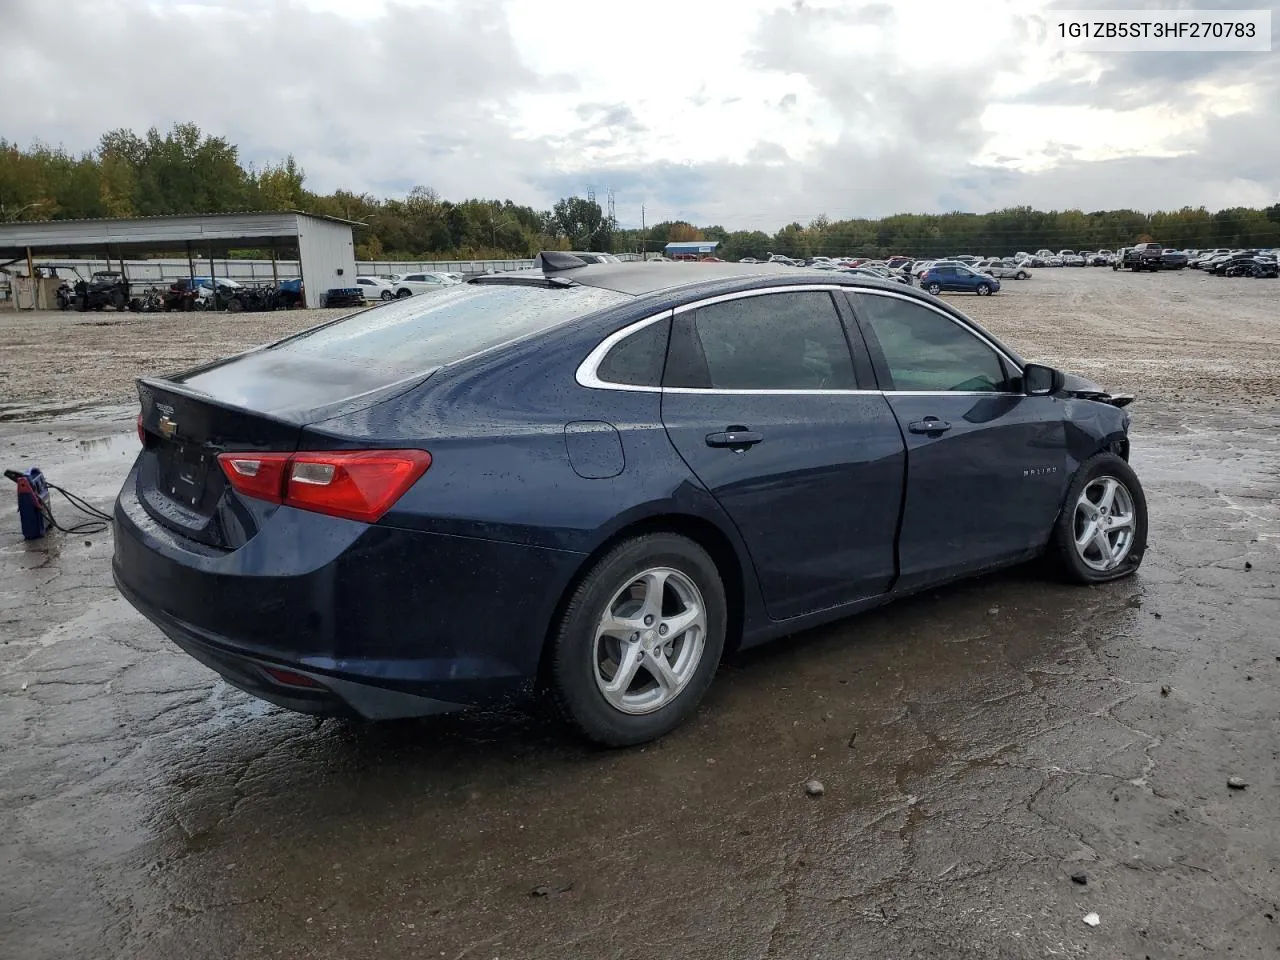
[{"x1": 0, "y1": 210, "x2": 361, "y2": 260}]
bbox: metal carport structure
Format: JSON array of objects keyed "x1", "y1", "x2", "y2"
[{"x1": 0, "y1": 211, "x2": 360, "y2": 309}]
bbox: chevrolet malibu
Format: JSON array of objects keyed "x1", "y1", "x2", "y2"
[{"x1": 113, "y1": 256, "x2": 1147, "y2": 746}]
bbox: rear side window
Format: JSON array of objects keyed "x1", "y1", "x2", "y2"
[
  {"x1": 664, "y1": 291, "x2": 856, "y2": 390},
  {"x1": 851, "y1": 293, "x2": 1014, "y2": 392},
  {"x1": 595, "y1": 318, "x2": 669, "y2": 387},
  {"x1": 269, "y1": 284, "x2": 631, "y2": 377}
]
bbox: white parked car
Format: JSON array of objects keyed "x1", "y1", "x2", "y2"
[
  {"x1": 976, "y1": 258, "x2": 1031, "y2": 280},
  {"x1": 355, "y1": 275, "x2": 395, "y2": 302},
  {"x1": 393, "y1": 273, "x2": 455, "y2": 298}
]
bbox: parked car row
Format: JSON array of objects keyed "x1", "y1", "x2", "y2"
[
  {"x1": 1188, "y1": 248, "x2": 1279, "y2": 278},
  {"x1": 356, "y1": 271, "x2": 465, "y2": 301}
]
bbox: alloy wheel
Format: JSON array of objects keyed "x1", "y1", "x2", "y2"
[
  {"x1": 1073, "y1": 476, "x2": 1137, "y2": 572},
  {"x1": 592, "y1": 567, "x2": 706, "y2": 716}
]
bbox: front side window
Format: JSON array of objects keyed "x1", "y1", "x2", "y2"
[
  {"x1": 851, "y1": 293, "x2": 1015, "y2": 393},
  {"x1": 664, "y1": 291, "x2": 856, "y2": 390}
]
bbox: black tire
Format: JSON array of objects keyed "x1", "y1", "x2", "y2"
[
  {"x1": 926, "y1": 282, "x2": 942, "y2": 295},
  {"x1": 976, "y1": 283, "x2": 991, "y2": 296},
  {"x1": 380, "y1": 290, "x2": 394, "y2": 301},
  {"x1": 1016, "y1": 271, "x2": 1028, "y2": 280},
  {"x1": 548, "y1": 533, "x2": 727, "y2": 747},
  {"x1": 75, "y1": 295, "x2": 87, "y2": 312},
  {"x1": 226, "y1": 297, "x2": 244, "y2": 313},
  {"x1": 1052, "y1": 452, "x2": 1148, "y2": 585},
  {"x1": 395, "y1": 288, "x2": 412, "y2": 298}
]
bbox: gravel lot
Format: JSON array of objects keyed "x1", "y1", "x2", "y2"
[
  {"x1": 1, "y1": 266, "x2": 1278, "y2": 959},
  {"x1": 2, "y1": 267, "x2": 1277, "y2": 414}
]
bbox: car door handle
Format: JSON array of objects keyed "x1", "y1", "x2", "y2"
[
  {"x1": 908, "y1": 418, "x2": 952, "y2": 434},
  {"x1": 706, "y1": 429, "x2": 763, "y2": 449}
]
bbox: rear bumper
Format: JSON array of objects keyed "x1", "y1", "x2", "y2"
[
  {"x1": 112, "y1": 467, "x2": 587, "y2": 718},
  {"x1": 114, "y1": 570, "x2": 463, "y2": 719}
]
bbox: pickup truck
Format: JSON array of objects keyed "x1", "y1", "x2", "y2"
[{"x1": 1115, "y1": 242, "x2": 1172, "y2": 271}]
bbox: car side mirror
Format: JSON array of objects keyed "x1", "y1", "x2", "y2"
[{"x1": 1023, "y1": 362, "x2": 1064, "y2": 396}]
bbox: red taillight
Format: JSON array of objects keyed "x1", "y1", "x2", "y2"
[
  {"x1": 263, "y1": 666, "x2": 324, "y2": 688},
  {"x1": 136, "y1": 413, "x2": 145, "y2": 444},
  {"x1": 217, "y1": 449, "x2": 431, "y2": 523},
  {"x1": 220, "y1": 452, "x2": 291, "y2": 504}
]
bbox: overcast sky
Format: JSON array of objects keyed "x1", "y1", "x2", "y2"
[{"x1": 3, "y1": 0, "x2": 1278, "y2": 229}]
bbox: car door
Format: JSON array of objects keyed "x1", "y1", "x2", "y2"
[
  {"x1": 845, "y1": 289, "x2": 1070, "y2": 591},
  {"x1": 932, "y1": 266, "x2": 959, "y2": 291},
  {"x1": 660, "y1": 288, "x2": 906, "y2": 621}
]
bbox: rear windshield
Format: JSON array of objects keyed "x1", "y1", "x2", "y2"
[{"x1": 267, "y1": 282, "x2": 631, "y2": 376}]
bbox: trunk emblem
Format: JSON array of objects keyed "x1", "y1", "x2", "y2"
[{"x1": 158, "y1": 416, "x2": 178, "y2": 438}]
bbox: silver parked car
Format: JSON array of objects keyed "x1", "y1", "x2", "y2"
[{"x1": 976, "y1": 258, "x2": 1031, "y2": 280}]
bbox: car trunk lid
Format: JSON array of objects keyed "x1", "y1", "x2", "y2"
[{"x1": 135, "y1": 353, "x2": 435, "y2": 549}]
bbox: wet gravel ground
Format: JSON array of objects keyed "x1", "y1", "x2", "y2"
[{"x1": 1, "y1": 269, "x2": 1278, "y2": 958}]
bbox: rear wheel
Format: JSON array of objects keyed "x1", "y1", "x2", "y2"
[
  {"x1": 380, "y1": 290, "x2": 394, "y2": 301},
  {"x1": 976, "y1": 283, "x2": 992, "y2": 295},
  {"x1": 548, "y1": 533, "x2": 726, "y2": 746},
  {"x1": 1016, "y1": 271, "x2": 1028, "y2": 280},
  {"x1": 1052, "y1": 453, "x2": 1147, "y2": 584}
]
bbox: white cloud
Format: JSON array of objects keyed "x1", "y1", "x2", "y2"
[{"x1": 3, "y1": 0, "x2": 1278, "y2": 229}]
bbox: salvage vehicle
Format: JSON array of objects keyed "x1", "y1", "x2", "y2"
[
  {"x1": 1116, "y1": 243, "x2": 1165, "y2": 271},
  {"x1": 975, "y1": 258, "x2": 1030, "y2": 280},
  {"x1": 162, "y1": 278, "x2": 199, "y2": 312},
  {"x1": 356, "y1": 275, "x2": 396, "y2": 302},
  {"x1": 74, "y1": 271, "x2": 140, "y2": 311},
  {"x1": 920, "y1": 263, "x2": 1000, "y2": 295},
  {"x1": 1160, "y1": 248, "x2": 1189, "y2": 269},
  {"x1": 1220, "y1": 251, "x2": 1279, "y2": 278},
  {"x1": 393, "y1": 272, "x2": 454, "y2": 298},
  {"x1": 113, "y1": 257, "x2": 1146, "y2": 746}
]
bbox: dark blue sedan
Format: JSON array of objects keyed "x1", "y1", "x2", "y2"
[{"x1": 113, "y1": 255, "x2": 1146, "y2": 746}]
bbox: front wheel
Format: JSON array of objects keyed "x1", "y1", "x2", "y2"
[
  {"x1": 976, "y1": 283, "x2": 992, "y2": 295},
  {"x1": 926, "y1": 282, "x2": 942, "y2": 295},
  {"x1": 380, "y1": 290, "x2": 394, "y2": 301},
  {"x1": 548, "y1": 533, "x2": 727, "y2": 747},
  {"x1": 1052, "y1": 453, "x2": 1148, "y2": 584},
  {"x1": 395, "y1": 288, "x2": 412, "y2": 299}
]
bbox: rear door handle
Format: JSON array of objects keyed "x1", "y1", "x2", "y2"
[
  {"x1": 706, "y1": 429, "x2": 763, "y2": 450},
  {"x1": 908, "y1": 418, "x2": 952, "y2": 434}
]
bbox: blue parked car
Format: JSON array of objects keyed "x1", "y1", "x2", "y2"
[
  {"x1": 113, "y1": 255, "x2": 1143, "y2": 746},
  {"x1": 920, "y1": 263, "x2": 1001, "y2": 296}
]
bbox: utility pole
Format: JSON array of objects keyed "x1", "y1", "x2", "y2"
[{"x1": 641, "y1": 203, "x2": 646, "y2": 260}]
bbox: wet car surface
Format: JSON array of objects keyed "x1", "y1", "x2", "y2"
[{"x1": 2, "y1": 271, "x2": 1278, "y2": 958}]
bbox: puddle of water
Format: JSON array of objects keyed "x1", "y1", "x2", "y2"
[
  {"x1": 0, "y1": 402, "x2": 96, "y2": 423},
  {"x1": 76, "y1": 434, "x2": 138, "y2": 458}
]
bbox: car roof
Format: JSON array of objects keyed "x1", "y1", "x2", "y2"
[
  {"x1": 489, "y1": 260, "x2": 803, "y2": 297},
  {"x1": 479, "y1": 259, "x2": 999, "y2": 314}
]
